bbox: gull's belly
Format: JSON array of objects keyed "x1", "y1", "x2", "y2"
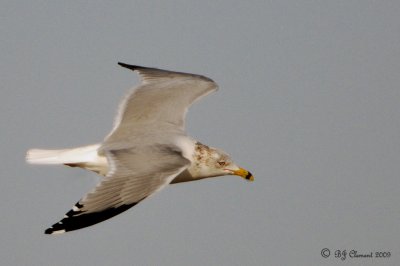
[{"x1": 170, "y1": 166, "x2": 211, "y2": 184}]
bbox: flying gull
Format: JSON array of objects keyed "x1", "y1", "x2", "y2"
[{"x1": 26, "y1": 62, "x2": 253, "y2": 234}]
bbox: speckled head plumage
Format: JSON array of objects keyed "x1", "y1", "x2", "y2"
[{"x1": 190, "y1": 142, "x2": 254, "y2": 181}]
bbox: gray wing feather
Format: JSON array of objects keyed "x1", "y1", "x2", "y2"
[
  {"x1": 45, "y1": 144, "x2": 190, "y2": 233},
  {"x1": 103, "y1": 64, "x2": 218, "y2": 147},
  {"x1": 80, "y1": 145, "x2": 190, "y2": 213}
]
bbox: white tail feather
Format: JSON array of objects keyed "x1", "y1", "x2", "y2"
[{"x1": 26, "y1": 144, "x2": 102, "y2": 165}]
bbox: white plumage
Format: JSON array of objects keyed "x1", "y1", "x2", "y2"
[{"x1": 26, "y1": 63, "x2": 253, "y2": 234}]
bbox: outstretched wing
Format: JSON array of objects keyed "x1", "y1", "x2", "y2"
[
  {"x1": 45, "y1": 145, "x2": 190, "y2": 234},
  {"x1": 103, "y1": 63, "x2": 218, "y2": 147}
]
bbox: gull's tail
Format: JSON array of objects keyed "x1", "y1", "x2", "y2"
[
  {"x1": 26, "y1": 144, "x2": 108, "y2": 175},
  {"x1": 26, "y1": 144, "x2": 100, "y2": 164}
]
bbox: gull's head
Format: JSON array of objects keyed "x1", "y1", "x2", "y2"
[{"x1": 193, "y1": 143, "x2": 254, "y2": 181}]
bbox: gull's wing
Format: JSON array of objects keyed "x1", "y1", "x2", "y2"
[
  {"x1": 45, "y1": 145, "x2": 190, "y2": 234},
  {"x1": 103, "y1": 63, "x2": 218, "y2": 148}
]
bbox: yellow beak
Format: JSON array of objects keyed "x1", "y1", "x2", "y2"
[{"x1": 232, "y1": 167, "x2": 254, "y2": 181}]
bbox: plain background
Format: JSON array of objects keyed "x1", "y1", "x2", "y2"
[{"x1": 1, "y1": 1, "x2": 399, "y2": 265}]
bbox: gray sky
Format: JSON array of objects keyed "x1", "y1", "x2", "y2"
[{"x1": 2, "y1": 1, "x2": 400, "y2": 265}]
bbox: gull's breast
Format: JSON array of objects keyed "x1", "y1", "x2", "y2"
[{"x1": 170, "y1": 141, "x2": 212, "y2": 184}]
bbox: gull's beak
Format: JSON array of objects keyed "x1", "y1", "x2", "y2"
[{"x1": 232, "y1": 167, "x2": 254, "y2": 182}]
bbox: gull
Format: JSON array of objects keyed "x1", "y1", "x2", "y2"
[{"x1": 26, "y1": 63, "x2": 253, "y2": 234}]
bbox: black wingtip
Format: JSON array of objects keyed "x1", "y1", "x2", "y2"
[
  {"x1": 118, "y1": 62, "x2": 140, "y2": 71},
  {"x1": 43, "y1": 201, "x2": 142, "y2": 234},
  {"x1": 44, "y1": 228, "x2": 54, "y2": 234}
]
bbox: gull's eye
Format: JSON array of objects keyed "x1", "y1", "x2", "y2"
[{"x1": 217, "y1": 161, "x2": 226, "y2": 167}]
